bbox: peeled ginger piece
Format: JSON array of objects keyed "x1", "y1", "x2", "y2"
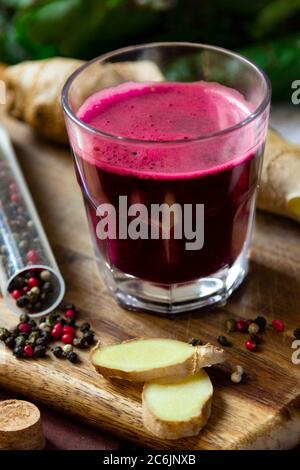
[
  {"x1": 143, "y1": 371, "x2": 213, "y2": 440},
  {"x1": 91, "y1": 338, "x2": 225, "y2": 382}
]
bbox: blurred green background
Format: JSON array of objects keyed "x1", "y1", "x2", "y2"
[{"x1": 1, "y1": 0, "x2": 300, "y2": 100}]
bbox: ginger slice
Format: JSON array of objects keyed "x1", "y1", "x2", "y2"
[
  {"x1": 142, "y1": 370, "x2": 213, "y2": 440},
  {"x1": 91, "y1": 338, "x2": 225, "y2": 382}
]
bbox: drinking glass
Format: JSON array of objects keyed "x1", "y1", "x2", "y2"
[{"x1": 62, "y1": 43, "x2": 271, "y2": 315}]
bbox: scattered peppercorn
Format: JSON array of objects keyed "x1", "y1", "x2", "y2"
[
  {"x1": 83, "y1": 331, "x2": 94, "y2": 345},
  {"x1": 0, "y1": 327, "x2": 9, "y2": 341},
  {"x1": 61, "y1": 333, "x2": 73, "y2": 344},
  {"x1": 5, "y1": 336, "x2": 15, "y2": 349},
  {"x1": 272, "y1": 319, "x2": 285, "y2": 332},
  {"x1": 217, "y1": 335, "x2": 231, "y2": 347},
  {"x1": 80, "y1": 322, "x2": 90, "y2": 333},
  {"x1": 248, "y1": 322, "x2": 260, "y2": 335},
  {"x1": 13, "y1": 346, "x2": 24, "y2": 358},
  {"x1": 235, "y1": 320, "x2": 247, "y2": 333},
  {"x1": 23, "y1": 344, "x2": 34, "y2": 358},
  {"x1": 224, "y1": 318, "x2": 236, "y2": 333},
  {"x1": 52, "y1": 346, "x2": 64, "y2": 358},
  {"x1": 15, "y1": 336, "x2": 25, "y2": 347},
  {"x1": 189, "y1": 337, "x2": 203, "y2": 346},
  {"x1": 19, "y1": 313, "x2": 29, "y2": 323},
  {"x1": 67, "y1": 351, "x2": 78, "y2": 363},
  {"x1": 245, "y1": 339, "x2": 257, "y2": 351},
  {"x1": 293, "y1": 328, "x2": 300, "y2": 340},
  {"x1": 63, "y1": 344, "x2": 73, "y2": 354},
  {"x1": 231, "y1": 371, "x2": 243, "y2": 384},
  {"x1": 254, "y1": 316, "x2": 267, "y2": 331},
  {"x1": 34, "y1": 345, "x2": 46, "y2": 358}
]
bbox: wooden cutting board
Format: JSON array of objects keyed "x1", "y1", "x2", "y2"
[{"x1": 0, "y1": 115, "x2": 300, "y2": 450}]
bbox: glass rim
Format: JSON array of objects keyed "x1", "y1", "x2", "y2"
[{"x1": 61, "y1": 41, "x2": 271, "y2": 145}]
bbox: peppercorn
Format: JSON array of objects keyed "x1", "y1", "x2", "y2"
[
  {"x1": 235, "y1": 320, "x2": 247, "y2": 333},
  {"x1": 67, "y1": 351, "x2": 78, "y2": 363},
  {"x1": 36, "y1": 337, "x2": 47, "y2": 347},
  {"x1": 0, "y1": 327, "x2": 9, "y2": 341},
  {"x1": 80, "y1": 322, "x2": 91, "y2": 333},
  {"x1": 61, "y1": 333, "x2": 73, "y2": 344},
  {"x1": 28, "y1": 319, "x2": 38, "y2": 329},
  {"x1": 16, "y1": 296, "x2": 29, "y2": 308},
  {"x1": 40, "y1": 270, "x2": 52, "y2": 281},
  {"x1": 63, "y1": 303, "x2": 76, "y2": 312},
  {"x1": 40, "y1": 330, "x2": 51, "y2": 342},
  {"x1": 45, "y1": 315, "x2": 55, "y2": 327},
  {"x1": 42, "y1": 282, "x2": 53, "y2": 293},
  {"x1": 23, "y1": 344, "x2": 34, "y2": 358},
  {"x1": 248, "y1": 322, "x2": 260, "y2": 335},
  {"x1": 189, "y1": 337, "x2": 203, "y2": 346},
  {"x1": 293, "y1": 328, "x2": 300, "y2": 340},
  {"x1": 13, "y1": 346, "x2": 24, "y2": 358},
  {"x1": 272, "y1": 319, "x2": 285, "y2": 332},
  {"x1": 19, "y1": 313, "x2": 29, "y2": 323},
  {"x1": 15, "y1": 336, "x2": 25, "y2": 347},
  {"x1": 83, "y1": 331, "x2": 94, "y2": 345},
  {"x1": 254, "y1": 316, "x2": 267, "y2": 331},
  {"x1": 245, "y1": 339, "x2": 257, "y2": 351},
  {"x1": 18, "y1": 323, "x2": 31, "y2": 335},
  {"x1": 231, "y1": 371, "x2": 243, "y2": 384},
  {"x1": 63, "y1": 344, "x2": 73, "y2": 354},
  {"x1": 5, "y1": 336, "x2": 15, "y2": 349},
  {"x1": 52, "y1": 346, "x2": 64, "y2": 358},
  {"x1": 217, "y1": 335, "x2": 231, "y2": 347},
  {"x1": 34, "y1": 345, "x2": 46, "y2": 358},
  {"x1": 73, "y1": 337, "x2": 84, "y2": 348},
  {"x1": 224, "y1": 318, "x2": 236, "y2": 333}
]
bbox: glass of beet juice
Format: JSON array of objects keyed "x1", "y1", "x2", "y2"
[{"x1": 62, "y1": 43, "x2": 271, "y2": 315}]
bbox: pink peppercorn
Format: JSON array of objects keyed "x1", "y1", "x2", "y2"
[
  {"x1": 63, "y1": 325, "x2": 75, "y2": 336},
  {"x1": 10, "y1": 193, "x2": 20, "y2": 203},
  {"x1": 22, "y1": 286, "x2": 30, "y2": 294},
  {"x1": 61, "y1": 333, "x2": 73, "y2": 344},
  {"x1": 236, "y1": 320, "x2": 247, "y2": 333},
  {"x1": 65, "y1": 309, "x2": 75, "y2": 318},
  {"x1": 18, "y1": 323, "x2": 31, "y2": 335},
  {"x1": 51, "y1": 326, "x2": 63, "y2": 340},
  {"x1": 23, "y1": 345, "x2": 34, "y2": 358},
  {"x1": 245, "y1": 339, "x2": 257, "y2": 351},
  {"x1": 11, "y1": 289, "x2": 21, "y2": 300},
  {"x1": 272, "y1": 319, "x2": 285, "y2": 332},
  {"x1": 27, "y1": 277, "x2": 39, "y2": 288}
]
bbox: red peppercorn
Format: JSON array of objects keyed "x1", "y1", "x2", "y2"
[
  {"x1": 61, "y1": 333, "x2": 73, "y2": 344},
  {"x1": 245, "y1": 339, "x2": 257, "y2": 351},
  {"x1": 272, "y1": 319, "x2": 285, "y2": 332},
  {"x1": 26, "y1": 250, "x2": 38, "y2": 264},
  {"x1": 236, "y1": 320, "x2": 247, "y2": 333},
  {"x1": 18, "y1": 323, "x2": 31, "y2": 334},
  {"x1": 63, "y1": 325, "x2": 75, "y2": 336},
  {"x1": 65, "y1": 309, "x2": 75, "y2": 318},
  {"x1": 11, "y1": 289, "x2": 21, "y2": 300},
  {"x1": 22, "y1": 286, "x2": 30, "y2": 294},
  {"x1": 27, "y1": 277, "x2": 39, "y2": 288},
  {"x1": 23, "y1": 345, "x2": 33, "y2": 358},
  {"x1": 51, "y1": 327, "x2": 63, "y2": 340}
]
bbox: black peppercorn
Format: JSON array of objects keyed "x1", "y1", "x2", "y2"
[
  {"x1": 42, "y1": 282, "x2": 53, "y2": 293},
  {"x1": 34, "y1": 345, "x2": 46, "y2": 358},
  {"x1": 40, "y1": 330, "x2": 51, "y2": 342},
  {"x1": 189, "y1": 337, "x2": 203, "y2": 346},
  {"x1": 13, "y1": 276, "x2": 26, "y2": 289},
  {"x1": 83, "y1": 331, "x2": 94, "y2": 345},
  {"x1": 36, "y1": 337, "x2": 47, "y2": 347},
  {"x1": 293, "y1": 328, "x2": 300, "y2": 340},
  {"x1": 0, "y1": 327, "x2": 9, "y2": 341},
  {"x1": 16, "y1": 296, "x2": 29, "y2": 308},
  {"x1": 80, "y1": 322, "x2": 90, "y2": 333},
  {"x1": 67, "y1": 351, "x2": 78, "y2": 363},
  {"x1": 52, "y1": 346, "x2": 64, "y2": 358},
  {"x1": 217, "y1": 335, "x2": 231, "y2": 347},
  {"x1": 5, "y1": 336, "x2": 15, "y2": 349},
  {"x1": 13, "y1": 345, "x2": 24, "y2": 358},
  {"x1": 19, "y1": 313, "x2": 30, "y2": 323},
  {"x1": 28, "y1": 319, "x2": 37, "y2": 329},
  {"x1": 254, "y1": 316, "x2": 267, "y2": 331},
  {"x1": 15, "y1": 336, "x2": 26, "y2": 347}
]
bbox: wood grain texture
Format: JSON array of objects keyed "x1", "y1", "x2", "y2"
[{"x1": 0, "y1": 114, "x2": 300, "y2": 450}]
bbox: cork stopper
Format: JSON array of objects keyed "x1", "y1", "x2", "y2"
[{"x1": 0, "y1": 400, "x2": 45, "y2": 450}]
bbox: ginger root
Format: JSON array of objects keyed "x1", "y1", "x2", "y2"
[
  {"x1": 91, "y1": 338, "x2": 226, "y2": 382},
  {"x1": 257, "y1": 129, "x2": 300, "y2": 223},
  {"x1": 142, "y1": 371, "x2": 213, "y2": 440},
  {"x1": 3, "y1": 57, "x2": 163, "y2": 144}
]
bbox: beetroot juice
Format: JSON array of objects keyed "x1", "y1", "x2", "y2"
[{"x1": 63, "y1": 44, "x2": 270, "y2": 313}]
